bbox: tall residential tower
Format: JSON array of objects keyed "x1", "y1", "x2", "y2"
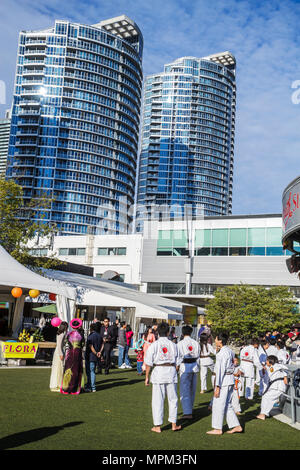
[
  {"x1": 7, "y1": 16, "x2": 143, "y2": 234},
  {"x1": 0, "y1": 110, "x2": 11, "y2": 177},
  {"x1": 136, "y1": 53, "x2": 236, "y2": 223}
]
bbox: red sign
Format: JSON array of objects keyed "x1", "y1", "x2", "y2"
[{"x1": 283, "y1": 191, "x2": 300, "y2": 229}]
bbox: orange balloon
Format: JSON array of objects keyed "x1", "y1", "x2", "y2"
[
  {"x1": 11, "y1": 287, "x2": 23, "y2": 298},
  {"x1": 29, "y1": 289, "x2": 40, "y2": 298}
]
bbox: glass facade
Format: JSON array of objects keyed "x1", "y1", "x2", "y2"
[
  {"x1": 6, "y1": 17, "x2": 143, "y2": 235},
  {"x1": 137, "y1": 53, "x2": 236, "y2": 224},
  {"x1": 157, "y1": 227, "x2": 288, "y2": 256}
]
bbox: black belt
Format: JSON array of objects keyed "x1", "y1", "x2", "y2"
[{"x1": 183, "y1": 358, "x2": 197, "y2": 363}]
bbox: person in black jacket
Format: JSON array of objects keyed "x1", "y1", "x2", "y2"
[{"x1": 99, "y1": 318, "x2": 117, "y2": 375}]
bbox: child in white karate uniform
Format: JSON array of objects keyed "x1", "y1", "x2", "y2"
[
  {"x1": 207, "y1": 332, "x2": 242, "y2": 435},
  {"x1": 276, "y1": 340, "x2": 290, "y2": 365},
  {"x1": 177, "y1": 325, "x2": 201, "y2": 419},
  {"x1": 144, "y1": 322, "x2": 181, "y2": 433},
  {"x1": 199, "y1": 333, "x2": 216, "y2": 393},
  {"x1": 232, "y1": 357, "x2": 244, "y2": 415},
  {"x1": 239, "y1": 339, "x2": 261, "y2": 400},
  {"x1": 256, "y1": 355, "x2": 288, "y2": 420}
]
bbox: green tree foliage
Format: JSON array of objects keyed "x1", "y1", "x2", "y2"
[
  {"x1": 0, "y1": 178, "x2": 63, "y2": 270},
  {"x1": 206, "y1": 284, "x2": 300, "y2": 344}
]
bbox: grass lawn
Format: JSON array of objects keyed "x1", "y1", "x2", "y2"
[{"x1": 0, "y1": 365, "x2": 299, "y2": 451}]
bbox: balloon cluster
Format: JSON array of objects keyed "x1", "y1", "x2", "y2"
[{"x1": 10, "y1": 288, "x2": 57, "y2": 300}]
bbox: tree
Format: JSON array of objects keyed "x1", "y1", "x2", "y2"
[
  {"x1": 0, "y1": 178, "x2": 62, "y2": 270},
  {"x1": 205, "y1": 284, "x2": 300, "y2": 344}
]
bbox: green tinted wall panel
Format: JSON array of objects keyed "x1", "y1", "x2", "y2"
[
  {"x1": 229, "y1": 228, "x2": 247, "y2": 247},
  {"x1": 211, "y1": 229, "x2": 228, "y2": 247},
  {"x1": 172, "y1": 230, "x2": 188, "y2": 248},
  {"x1": 247, "y1": 228, "x2": 265, "y2": 247},
  {"x1": 195, "y1": 229, "x2": 211, "y2": 247},
  {"x1": 157, "y1": 230, "x2": 172, "y2": 248},
  {"x1": 266, "y1": 227, "x2": 282, "y2": 247}
]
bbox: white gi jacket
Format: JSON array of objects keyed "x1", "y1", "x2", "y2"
[
  {"x1": 264, "y1": 363, "x2": 288, "y2": 393},
  {"x1": 240, "y1": 345, "x2": 261, "y2": 378},
  {"x1": 277, "y1": 349, "x2": 290, "y2": 365},
  {"x1": 266, "y1": 345, "x2": 278, "y2": 357},
  {"x1": 144, "y1": 337, "x2": 178, "y2": 384},
  {"x1": 177, "y1": 337, "x2": 200, "y2": 374},
  {"x1": 214, "y1": 345, "x2": 235, "y2": 388}
]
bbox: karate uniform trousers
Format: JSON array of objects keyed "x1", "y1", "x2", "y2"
[
  {"x1": 240, "y1": 361, "x2": 255, "y2": 399},
  {"x1": 260, "y1": 364, "x2": 288, "y2": 416},
  {"x1": 145, "y1": 338, "x2": 178, "y2": 426},
  {"x1": 200, "y1": 344, "x2": 215, "y2": 391},
  {"x1": 258, "y1": 346, "x2": 268, "y2": 396},
  {"x1": 212, "y1": 385, "x2": 240, "y2": 430},
  {"x1": 152, "y1": 381, "x2": 178, "y2": 426},
  {"x1": 177, "y1": 337, "x2": 200, "y2": 416}
]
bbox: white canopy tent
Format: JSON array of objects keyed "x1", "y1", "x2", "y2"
[
  {"x1": 0, "y1": 246, "x2": 76, "y2": 336},
  {"x1": 44, "y1": 269, "x2": 186, "y2": 324}
]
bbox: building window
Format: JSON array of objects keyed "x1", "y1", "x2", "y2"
[
  {"x1": 229, "y1": 247, "x2": 247, "y2": 256},
  {"x1": 58, "y1": 248, "x2": 86, "y2": 256},
  {"x1": 194, "y1": 247, "x2": 211, "y2": 256},
  {"x1": 194, "y1": 227, "x2": 284, "y2": 256},
  {"x1": 247, "y1": 247, "x2": 266, "y2": 256},
  {"x1": 157, "y1": 230, "x2": 188, "y2": 256},
  {"x1": 266, "y1": 247, "x2": 284, "y2": 256},
  {"x1": 147, "y1": 283, "x2": 186, "y2": 294},
  {"x1": 97, "y1": 247, "x2": 127, "y2": 256},
  {"x1": 28, "y1": 248, "x2": 48, "y2": 256},
  {"x1": 211, "y1": 247, "x2": 228, "y2": 256}
]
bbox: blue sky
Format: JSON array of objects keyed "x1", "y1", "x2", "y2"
[{"x1": 1, "y1": 0, "x2": 300, "y2": 216}]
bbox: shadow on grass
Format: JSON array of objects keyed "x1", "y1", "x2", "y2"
[
  {"x1": 0, "y1": 421, "x2": 84, "y2": 450},
  {"x1": 95, "y1": 378, "x2": 143, "y2": 391},
  {"x1": 177, "y1": 401, "x2": 212, "y2": 429}
]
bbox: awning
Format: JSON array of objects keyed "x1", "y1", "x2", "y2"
[
  {"x1": 44, "y1": 269, "x2": 186, "y2": 321},
  {"x1": 0, "y1": 245, "x2": 76, "y2": 300},
  {"x1": 32, "y1": 304, "x2": 57, "y2": 314}
]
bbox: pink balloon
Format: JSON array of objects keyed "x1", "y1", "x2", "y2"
[{"x1": 51, "y1": 317, "x2": 62, "y2": 328}]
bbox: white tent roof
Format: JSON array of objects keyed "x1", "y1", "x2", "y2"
[
  {"x1": 0, "y1": 246, "x2": 76, "y2": 300},
  {"x1": 45, "y1": 269, "x2": 186, "y2": 321}
]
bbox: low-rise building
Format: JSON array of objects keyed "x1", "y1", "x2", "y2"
[{"x1": 30, "y1": 213, "x2": 300, "y2": 309}]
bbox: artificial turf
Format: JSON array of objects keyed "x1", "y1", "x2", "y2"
[{"x1": 0, "y1": 365, "x2": 299, "y2": 450}]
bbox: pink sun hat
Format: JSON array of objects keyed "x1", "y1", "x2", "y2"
[{"x1": 70, "y1": 318, "x2": 83, "y2": 329}]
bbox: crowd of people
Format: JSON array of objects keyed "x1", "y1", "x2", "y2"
[
  {"x1": 143, "y1": 323, "x2": 300, "y2": 434},
  {"x1": 49, "y1": 317, "x2": 300, "y2": 434}
]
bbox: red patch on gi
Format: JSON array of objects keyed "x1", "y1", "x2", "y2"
[
  {"x1": 188, "y1": 346, "x2": 193, "y2": 351},
  {"x1": 245, "y1": 352, "x2": 249, "y2": 356},
  {"x1": 162, "y1": 347, "x2": 168, "y2": 354}
]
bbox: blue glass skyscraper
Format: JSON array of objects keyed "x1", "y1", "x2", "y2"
[
  {"x1": 7, "y1": 16, "x2": 143, "y2": 235},
  {"x1": 136, "y1": 53, "x2": 236, "y2": 221}
]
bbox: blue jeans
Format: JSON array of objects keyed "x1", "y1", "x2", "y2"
[
  {"x1": 137, "y1": 361, "x2": 143, "y2": 374},
  {"x1": 124, "y1": 345, "x2": 131, "y2": 366},
  {"x1": 118, "y1": 346, "x2": 125, "y2": 367},
  {"x1": 85, "y1": 360, "x2": 96, "y2": 391}
]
